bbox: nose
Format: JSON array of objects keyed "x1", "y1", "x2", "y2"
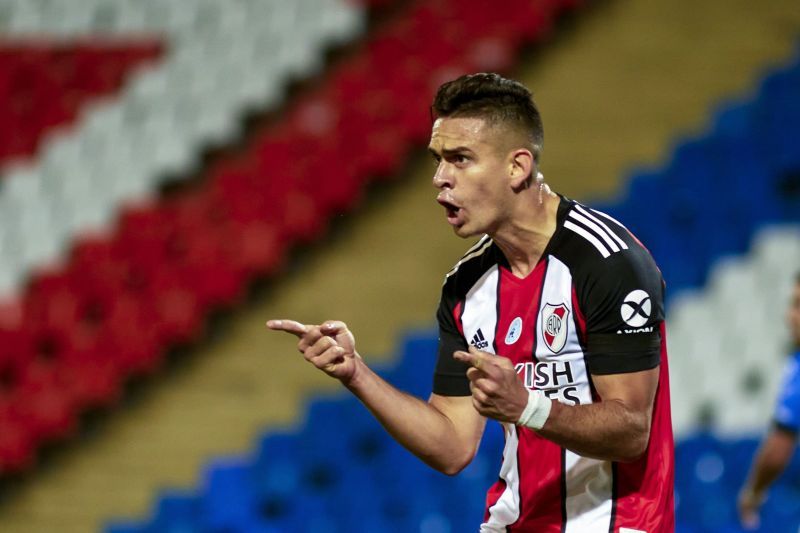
[{"x1": 432, "y1": 161, "x2": 451, "y2": 189}]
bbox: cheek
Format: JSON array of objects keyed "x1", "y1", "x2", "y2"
[
  {"x1": 468, "y1": 184, "x2": 501, "y2": 220},
  {"x1": 469, "y1": 170, "x2": 504, "y2": 201}
]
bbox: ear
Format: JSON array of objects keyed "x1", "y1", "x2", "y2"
[{"x1": 508, "y1": 149, "x2": 535, "y2": 191}]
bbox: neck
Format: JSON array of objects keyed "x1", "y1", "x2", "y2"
[{"x1": 491, "y1": 187, "x2": 560, "y2": 278}]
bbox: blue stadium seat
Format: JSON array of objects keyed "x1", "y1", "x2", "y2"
[
  {"x1": 151, "y1": 489, "x2": 201, "y2": 531},
  {"x1": 386, "y1": 330, "x2": 439, "y2": 398},
  {"x1": 714, "y1": 100, "x2": 754, "y2": 139},
  {"x1": 199, "y1": 457, "x2": 258, "y2": 531},
  {"x1": 252, "y1": 432, "x2": 301, "y2": 501}
]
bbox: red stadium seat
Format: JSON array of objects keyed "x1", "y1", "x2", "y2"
[
  {"x1": 13, "y1": 360, "x2": 78, "y2": 443},
  {"x1": 0, "y1": 400, "x2": 36, "y2": 474},
  {"x1": 0, "y1": 39, "x2": 162, "y2": 169}
]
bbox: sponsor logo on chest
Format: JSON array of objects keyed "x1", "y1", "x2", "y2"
[{"x1": 515, "y1": 360, "x2": 582, "y2": 405}]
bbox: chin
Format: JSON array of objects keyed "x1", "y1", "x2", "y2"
[{"x1": 453, "y1": 223, "x2": 482, "y2": 239}]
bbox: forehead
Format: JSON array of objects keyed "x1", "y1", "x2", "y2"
[{"x1": 428, "y1": 116, "x2": 495, "y2": 151}]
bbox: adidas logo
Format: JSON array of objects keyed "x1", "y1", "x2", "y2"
[{"x1": 470, "y1": 329, "x2": 489, "y2": 350}]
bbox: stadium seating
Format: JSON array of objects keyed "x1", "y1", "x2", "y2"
[
  {"x1": 593, "y1": 46, "x2": 800, "y2": 300},
  {"x1": 0, "y1": 0, "x2": 366, "y2": 296},
  {"x1": 0, "y1": 0, "x2": 370, "y2": 473},
  {"x1": 669, "y1": 226, "x2": 800, "y2": 438}
]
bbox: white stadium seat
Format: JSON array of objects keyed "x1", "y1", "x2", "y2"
[{"x1": 669, "y1": 226, "x2": 800, "y2": 438}]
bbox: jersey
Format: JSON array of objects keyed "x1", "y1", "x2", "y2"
[
  {"x1": 773, "y1": 349, "x2": 800, "y2": 434},
  {"x1": 434, "y1": 196, "x2": 674, "y2": 533}
]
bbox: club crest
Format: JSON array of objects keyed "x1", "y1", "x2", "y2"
[{"x1": 541, "y1": 303, "x2": 569, "y2": 353}]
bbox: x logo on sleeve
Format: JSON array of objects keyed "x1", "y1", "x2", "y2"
[{"x1": 621, "y1": 289, "x2": 651, "y2": 327}]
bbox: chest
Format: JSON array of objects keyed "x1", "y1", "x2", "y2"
[{"x1": 458, "y1": 257, "x2": 592, "y2": 404}]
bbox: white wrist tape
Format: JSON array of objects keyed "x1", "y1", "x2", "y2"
[{"x1": 517, "y1": 389, "x2": 552, "y2": 430}]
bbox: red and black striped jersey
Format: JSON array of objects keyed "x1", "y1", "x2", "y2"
[{"x1": 434, "y1": 196, "x2": 674, "y2": 533}]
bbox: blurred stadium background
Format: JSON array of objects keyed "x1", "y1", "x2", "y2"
[{"x1": 0, "y1": 0, "x2": 798, "y2": 531}]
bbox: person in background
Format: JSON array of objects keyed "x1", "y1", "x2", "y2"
[{"x1": 739, "y1": 272, "x2": 800, "y2": 528}]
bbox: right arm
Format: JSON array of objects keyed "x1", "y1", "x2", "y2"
[
  {"x1": 267, "y1": 319, "x2": 485, "y2": 475},
  {"x1": 347, "y1": 360, "x2": 485, "y2": 475}
]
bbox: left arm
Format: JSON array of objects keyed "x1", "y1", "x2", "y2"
[
  {"x1": 538, "y1": 367, "x2": 657, "y2": 461},
  {"x1": 455, "y1": 347, "x2": 657, "y2": 462}
]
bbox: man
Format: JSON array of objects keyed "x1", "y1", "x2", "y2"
[
  {"x1": 269, "y1": 73, "x2": 674, "y2": 532},
  {"x1": 739, "y1": 273, "x2": 800, "y2": 529}
]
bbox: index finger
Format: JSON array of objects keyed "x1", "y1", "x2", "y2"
[
  {"x1": 453, "y1": 346, "x2": 494, "y2": 370},
  {"x1": 266, "y1": 319, "x2": 309, "y2": 337}
]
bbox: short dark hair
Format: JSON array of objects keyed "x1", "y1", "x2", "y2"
[{"x1": 431, "y1": 73, "x2": 544, "y2": 162}]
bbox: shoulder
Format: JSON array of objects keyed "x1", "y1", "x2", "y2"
[
  {"x1": 775, "y1": 354, "x2": 800, "y2": 424},
  {"x1": 782, "y1": 354, "x2": 800, "y2": 387},
  {"x1": 441, "y1": 235, "x2": 498, "y2": 301},
  {"x1": 553, "y1": 200, "x2": 662, "y2": 287},
  {"x1": 549, "y1": 199, "x2": 665, "y2": 328}
]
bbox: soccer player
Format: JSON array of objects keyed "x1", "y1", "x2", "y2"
[
  {"x1": 269, "y1": 73, "x2": 674, "y2": 532},
  {"x1": 738, "y1": 273, "x2": 800, "y2": 529}
]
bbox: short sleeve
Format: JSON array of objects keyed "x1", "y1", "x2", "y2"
[
  {"x1": 774, "y1": 358, "x2": 800, "y2": 434},
  {"x1": 579, "y1": 249, "x2": 665, "y2": 376},
  {"x1": 432, "y1": 280, "x2": 470, "y2": 396}
]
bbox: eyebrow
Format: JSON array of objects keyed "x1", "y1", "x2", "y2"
[{"x1": 428, "y1": 145, "x2": 475, "y2": 157}]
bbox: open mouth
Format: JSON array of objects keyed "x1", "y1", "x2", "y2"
[{"x1": 437, "y1": 197, "x2": 462, "y2": 224}]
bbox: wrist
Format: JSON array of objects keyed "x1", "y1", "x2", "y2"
[
  {"x1": 516, "y1": 389, "x2": 552, "y2": 430},
  {"x1": 741, "y1": 486, "x2": 765, "y2": 501},
  {"x1": 341, "y1": 353, "x2": 368, "y2": 390}
]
